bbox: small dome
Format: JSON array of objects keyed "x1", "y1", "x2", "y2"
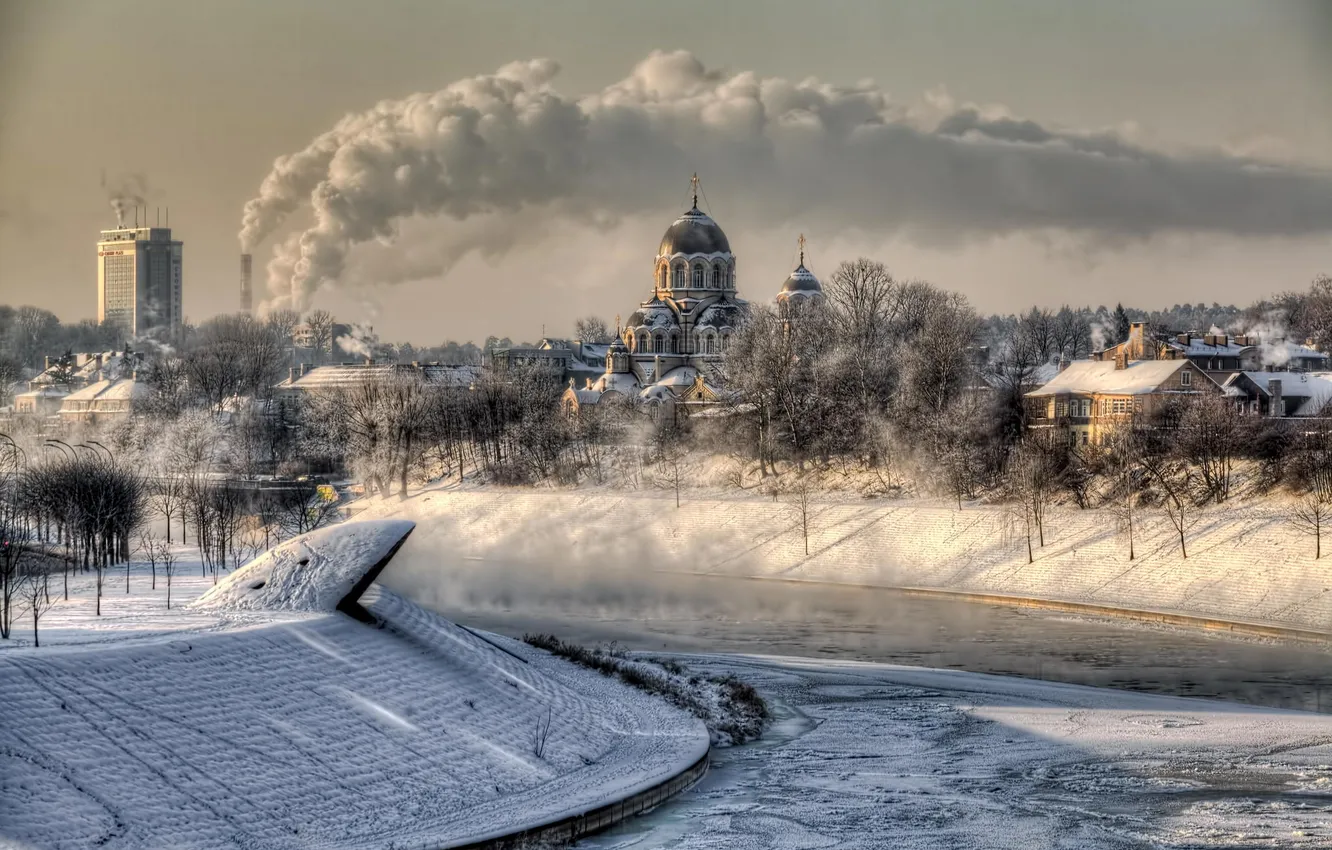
[
  {"x1": 695, "y1": 299, "x2": 748, "y2": 329},
  {"x1": 658, "y1": 205, "x2": 731, "y2": 256},
  {"x1": 608, "y1": 335, "x2": 628, "y2": 352},
  {"x1": 779, "y1": 264, "x2": 822, "y2": 294}
]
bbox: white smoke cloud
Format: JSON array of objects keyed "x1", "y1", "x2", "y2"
[
  {"x1": 1243, "y1": 311, "x2": 1294, "y2": 367},
  {"x1": 103, "y1": 170, "x2": 148, "y2": 228},
  {"x1": 239, "y1": 50, "x2": 1332, "y2": 312}
]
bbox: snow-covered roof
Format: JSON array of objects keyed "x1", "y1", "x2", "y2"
[
  {"x1": 625, "y1": 302, "x2": 678, "y2": 330},
  {"x1": 14, "y1": 386, "x2": 69, "y2": 399},
  {"x1": 281, "y1": 364, "x2": 481, "y2": 390},
  {"x1": 592, "y1": 371, "x2": 640, "y2": 394},
  {"x1": 1167, "y1": 338, "x2": 1246, "y2": 357},
  {"x1": 653, "y1": 366, "x2": 699, "y2": 388},
  {"x1": 60, "y1": 378, "x2": 145, "y2": 403},
  {"x1": 1026, "y1": 360, "x2": 1198, "y2": 397},
  {"x1": 694, "y1": 299, "x2": 747, "y2": 330},
  {"x1": 1231, "y1": 371, "x2": 1332, "y2": 399}
]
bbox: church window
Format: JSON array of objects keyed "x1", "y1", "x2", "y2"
[
  {"x1": 673, "y1": 264, "x2": 685, "y2": 288},
  {"x1": 721, "y1": 333, "x2": 731, "y2": 352},
  {"x1": 659, "y1": 265, "x2": 668, "y2": 289},
  {"x1": 712, "y1": 264, "x2": 723, "y2": 288},
  {"x1": 671, "y1": 334, "x2": 679, "y2": 354},
  {"x1": 638, "y1": 333, "x2": 648, "y2": 352},
  {"x1": 654, "y1": 334, "x2": 665, "y2": 353},
  {"x1": 693, "y1": 264, "x2": 704, "y2": 288},
  {"x1": 705, "y1": 335, "x2": 715, "y2": 354}
]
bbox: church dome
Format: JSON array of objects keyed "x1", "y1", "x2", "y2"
[
  {"x1": 658, "y1": 205, "x2": 731, "y2": 256},
  {"x1": 779, "y1": 264, "x2": 822, "y2": 295}
]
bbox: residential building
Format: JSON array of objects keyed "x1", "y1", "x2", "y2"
[
  {"x1": 1025, "y1": 356, "x2": 1220, "y2": 445},
  {"x1": 1095, "y1": 323, "x2": 1327, "y2": 377},
  {"x1": 97, "y1": 225, "x2": 183, "y2": 340}
]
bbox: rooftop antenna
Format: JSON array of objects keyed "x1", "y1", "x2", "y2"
[
  {"x1": 134, "y1": 205, "x2": 139, "y2": 228},
  {"x1": 166, "y1": 207, "x2": 169, "y2": 227},
  {"x1": 156, "y1": 207, "x2": 160, "y2": 227}
]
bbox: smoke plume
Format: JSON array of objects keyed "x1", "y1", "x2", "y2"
[
  {"x1": 239, "y1": 50, "x2": 1332, "y2": 311},
  {"x1": 102, "y1": 170, "x2": 148, "y2": 228}
]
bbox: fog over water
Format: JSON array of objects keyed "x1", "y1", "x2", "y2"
[{"x1": 378, "y1": 534, "x2": 1332, "y2": 714}]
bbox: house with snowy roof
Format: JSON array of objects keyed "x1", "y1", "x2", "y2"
[
  {"x1": 274, "y1": 362, "x2": 482, "y2": 397},
  {"x1": 1217, "y1": 371, "x2": 1332, "y2": 417},
  {"x1": 1025, "y1": 355, "x2": 1220, "y2": 445}
]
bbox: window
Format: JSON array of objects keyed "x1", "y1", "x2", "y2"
[
  {"x1": 1056, "y1": 401, "x2": 1067, "y2": 418},
  {"x1": 654, "y1": 334, "x2": 664, "y2": 353},
  {"x1": 1180, "y1": 370, "x2": 1192, "y2": 387},
  {"x1": 671, "y1": 334, "x2": 679, "y2": 354},
  {"x1": 693, "y1": 265, "x2": 704, "y2": 288},
  {"x1": 659, "y1": 266, "x2": 668, "y2": 289},
  {"x1": 705, "y1": 335, "x2": 715, "y2": 354},
  {"x1": 638, "y1": 333, "x2": 648, "y2": 351},
  {"x1": 712, "y1": 264, "x2": 723, "y2": 288},
  {"x1": 721, "y1": 333, "x2": 731, "y2": 352},
  {"x1": 1112, "y1": 399, "x2": 1126, "y2": 414},
  {"x1": 673, "y1": 265, "x2": 685, "y2": 288}
]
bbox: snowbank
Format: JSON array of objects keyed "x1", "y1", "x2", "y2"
[
  {"x1": 366, "y1": 488, "x2": 1332, "y2": 632},
  {"x1": 192, "y1": 519, "x2": 414, "y2": 613}
]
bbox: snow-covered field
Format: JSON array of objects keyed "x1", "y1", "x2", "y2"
[
  {"x1": 361, "y1": 486, "x2": 1332, "y2": 632},
  {"x1": 587, "y1": 655, "x2": 1332, "y2": 849},
  {"x1": 0, "y1": 525, "x2": 708, "y2": 850}
]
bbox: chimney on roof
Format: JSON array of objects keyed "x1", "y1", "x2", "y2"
[
  {"x1": 1115, "y1": 348, "x2": 1128, "y2": 371},
  {"x1": 1269, "y1": 379, "x2": 1283, "y2": 418},
  {"x1": 1177, "y1": 333, "x2": 1189, "y2": 345},
  {"x1": 1058, "y1": 355, "x2": 1069, "y2": 373}
]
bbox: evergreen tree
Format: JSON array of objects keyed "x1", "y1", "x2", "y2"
[{"x1": 1113, "y1": 303, "x2": 1132, "y2": 344}]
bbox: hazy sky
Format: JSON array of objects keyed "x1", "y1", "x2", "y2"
[{"x1": 1, "y1": 0, "x2": 1330, "y2": 343}]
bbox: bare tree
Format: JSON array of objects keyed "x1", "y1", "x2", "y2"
[
  {"x1": 574, "y1": 316, "x2": 611, "y2": 342},
  {"x1": 1175, "y1": 393, "x2": 1246, "y2": 503},
  {"x1": 138, "y1": 529, "x2": 160, "y2": 589},
  {"x1": 160, "y1": 541, "x2": 178, "y2": 610},
  {"x1": 1102, "y1": 430, "x2": 1143, "y2": 561},
  {"x1": 16, "y1": 566, "x2": 56, "y2": 647},
  {"x1": 789, "y1": 473, "x2": 814, "y2": 556},
  {"x1": 304, "y1": 309, "x2": 336, "y2": 363},
  {"x1": 1006, "y1": 439, "x2": 1065, "y2": 551}
]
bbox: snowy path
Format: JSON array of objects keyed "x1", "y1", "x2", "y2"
[
  {"x1": 585, "y1": 655, "x2": 1332, "y2": 849},
  {"x1": 0, "y1": 559, "x2": 708, "y2": 850}
]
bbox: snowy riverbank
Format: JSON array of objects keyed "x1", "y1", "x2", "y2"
[
  {"x1": 0, "y1": 528, "x2": 709, "y2": 850},
  {"x1": 362, "y1": 486, "x2": 1332, "y2": 632}
]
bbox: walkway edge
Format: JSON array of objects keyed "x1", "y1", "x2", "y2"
[{"x1": 446, "y1": 750, "x2": 709, "y2": 849}]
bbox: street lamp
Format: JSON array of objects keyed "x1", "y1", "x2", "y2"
[
  {"x1": 85, "y1": 441, "x2": 114, "y2": 463},
  {"x1": 43, "y1": 440, "x2": 74, "y2": 459}
]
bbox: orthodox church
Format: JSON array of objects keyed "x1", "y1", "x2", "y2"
[{"x1": 566, "y1": 177, "x2": 823, "y2": 413}]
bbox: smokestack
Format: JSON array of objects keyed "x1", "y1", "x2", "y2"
[{"x1": 240, "y1": 254, "x2": 253, "y2": 315}]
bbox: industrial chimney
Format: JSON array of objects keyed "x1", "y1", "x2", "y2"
[{"x1": 240, "y1": 254, "x2": 253, "y2": 315}]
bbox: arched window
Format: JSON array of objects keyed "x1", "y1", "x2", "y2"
[
  {"x1": 638, "y1": 332, "x2": 648, "y2": 352},
  {"x1": 659, "y1": 265, "x2": 668, "y2": 290},
  {"x1": 705, "y1": 335, "x2": 715, "y2": 354},
  {"x1": 673, "y1": 264, "x2": 685, "y2": 288},
  {"x1": 692, "y1": 264, "x2": 704, "y2": 288},
  {"x1": 671, "y1": 334, "x2": 679, "y2": 354},
  {"x1": 712, "y1": 264, "x2": 723, "y2": 288},
  {"x1": 721, "y1": 333, "x2": 731, "y2": 352},
  {"x1": 653, "y1": 334, "x2": 665, "y2": 354}
]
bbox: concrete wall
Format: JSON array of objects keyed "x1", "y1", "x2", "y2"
[{"x1": 386, "y1": 489, "x2": 1332, "y2": 632}]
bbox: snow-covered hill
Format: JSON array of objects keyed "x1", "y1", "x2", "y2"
[
  {"x1": 0, "y1": 522, "x2": 708, "y2": 850},
  {"x1": 361, "y1": 486, "x2": 1332, "y2": 632}
]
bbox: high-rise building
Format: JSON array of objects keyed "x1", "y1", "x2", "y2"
[{"x1": 96, "y1": 225, "x2": 183, "y2": 340}]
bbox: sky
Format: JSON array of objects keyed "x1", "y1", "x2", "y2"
[{"x1": 1, "y1": 0, "x2": 1330, "y2": 343}]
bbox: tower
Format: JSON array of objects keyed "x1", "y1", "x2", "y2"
[{"x1": 97, "y1": 218, "x2": 183, "y2": 340}]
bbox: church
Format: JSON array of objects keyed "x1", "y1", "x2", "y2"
[{"x1": 565, "y1": 177, "x2": 824, "y2": 413}]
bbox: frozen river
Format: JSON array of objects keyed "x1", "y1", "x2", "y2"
[{"x1": 384, "y1": 562, "x2": 1332, "y2": 847}]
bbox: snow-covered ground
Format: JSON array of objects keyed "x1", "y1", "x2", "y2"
[
  {"x1": 585, "y1": 655, "x2": 1332, "y2": 849},
  {"x1": 360, "y1": 486, "x2": 1332, "y2": 632},
  {"x1": 0, "y1": 524, "x2": 708, "y2": 850}
]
